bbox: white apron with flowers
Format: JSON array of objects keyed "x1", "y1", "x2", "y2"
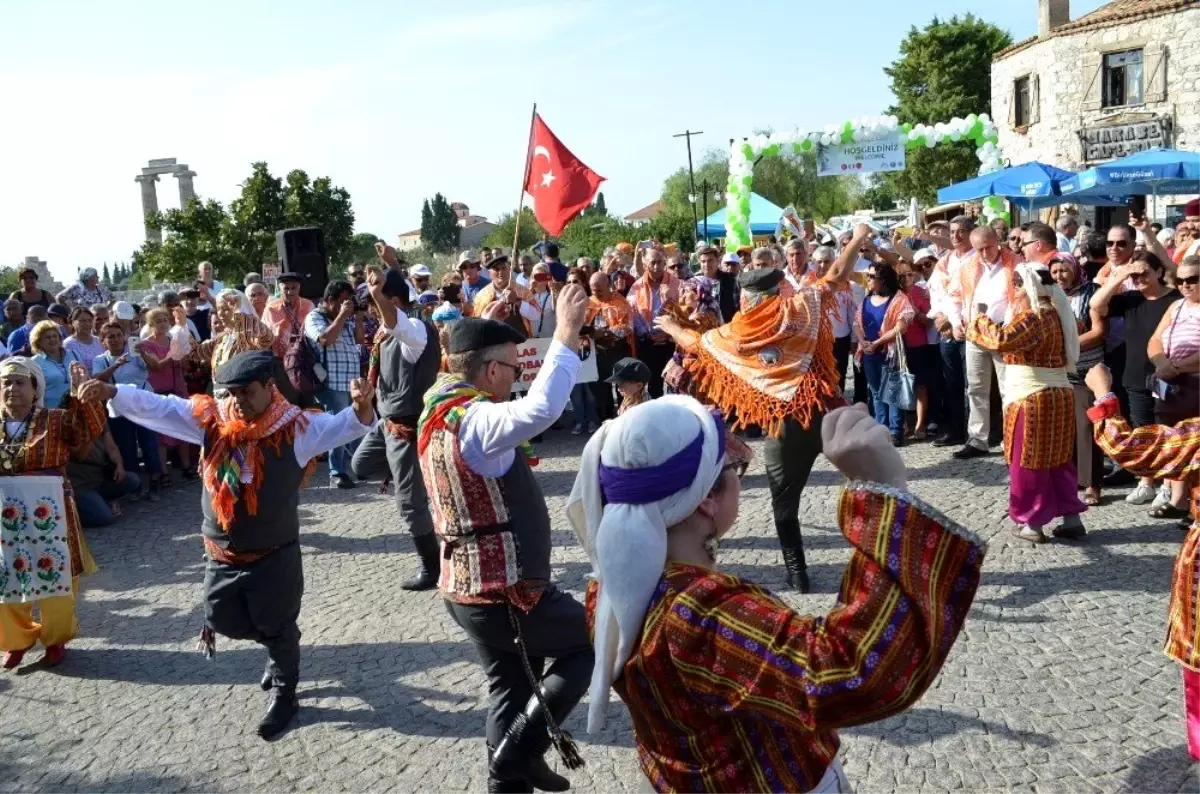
[{"x1": 0, "y1": 475, "x2": 73, "y2": 603}]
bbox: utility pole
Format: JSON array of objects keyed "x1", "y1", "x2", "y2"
[{"x1": 673, "y1": 130, "x2": 703, "y2": 248}]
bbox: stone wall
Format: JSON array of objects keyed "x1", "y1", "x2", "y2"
[{"x1": 991, "y1": 7, "x2": 1200, "y2": 218}]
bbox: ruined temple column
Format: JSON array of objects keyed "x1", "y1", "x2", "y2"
[
  {"x1": 175, "y1": 169, "x2": 197, "y2": 209},
  {"x1": 135, "y1": 173, "x2": 162, "y2": 244}
]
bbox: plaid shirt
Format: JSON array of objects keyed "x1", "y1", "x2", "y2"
[{"x1": 304, "y1": 309, "x2": 359, "y2": 391}]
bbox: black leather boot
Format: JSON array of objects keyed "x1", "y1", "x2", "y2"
[
  {"x1": 260, "y1": 669, "x2": 272, "y2": 691},
  {"x1": 401, "y1": 533, "x2": 441, "y2": 591},
  {"x1": 490, "y1": 699, "x2": 574, "y2": 792},
  {"x1": 257, "y1": 686, "x2": 299, "y2": 740},
  {"x1": 488, "y1": 745, "x2": 532, "y2": 793},
  {"x1": 776, "y1": 520, "x2": 810, "y2": 594}
]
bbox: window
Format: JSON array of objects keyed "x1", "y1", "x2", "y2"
[
  {"x1": 1103, "y1": 49, "x2": 1144, "y2": 108},
  {"x1": 1014, "y1": 76, "x2": 1031, "y2": 127}
]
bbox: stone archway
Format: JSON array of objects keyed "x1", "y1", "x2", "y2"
[{"x1": 134, "y1": 158, "x2": 198, "y2": 243}]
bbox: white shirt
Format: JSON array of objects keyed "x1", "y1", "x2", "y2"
[
  {"x1": 458, "y1": 340, "x2": 579, "y2": 478},
  {"x1": 386, "y1": 314, "x2": 429, "y2": 365},
  {"x1": 968, "y1": 257, "x2": 1011, "y2": 324},
  {"x1": 930, "y1": 249, "x2": 972, "y2": 328},
  {"x1": 109, "y1": 384, "x2": 373, "y2": 465},
  {"x1": 1056, "y1": 232, "x2": 1076, "y2": 253}
]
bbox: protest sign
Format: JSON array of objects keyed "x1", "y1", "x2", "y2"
[{"x1": 511, "y1": 337, "x2": 597, "y2": 393}]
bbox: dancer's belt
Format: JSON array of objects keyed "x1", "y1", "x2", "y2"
[
  {"x1": 385, "y1": 415, "x2": 419, "y2": 441},
  {"x1": 441, "y1": 522, "x2": 512, "y2": 560},
  {"x1": 203, "y1": 536, "x2": 280, "y2": 565}
]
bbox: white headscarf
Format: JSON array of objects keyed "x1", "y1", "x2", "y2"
[
  {"x1": 216, "y1": 288, "x2": 256, "y2": 317},
  {"x1": 566, "y1": 395, "x2": 726, "y2": 733},
  {"x1": 0, "y1": 356, "x2": 46, "y2": 408},
  {"x1": 1017, "y1": 262, "x2": 1080, "y2": 368}
]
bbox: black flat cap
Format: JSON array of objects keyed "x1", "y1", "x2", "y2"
[
  {"x1": 277, "y1": 272, "x2": 302, "y2": 283},
  {"x1": 738, "y1": 267, "x2": 785, "y2": 294},
  {"x1": 486, "y1": 255, "x2": 511, "y2": 270},
  {"x1": 448, "y1": 318, "x2": 525, "y2": 354},
  {"x1": 214, "y1": 350, "x2": 278, "y2": 389},
  {"x1": 47, "y1": 303, "x2": 70, "y2": 319},
  {"x1": 605, "y1": 357, "x2": 651, "y2": 384},
  {"x1": 382, "y1": 269, "x2": 410, "y2": 301}
]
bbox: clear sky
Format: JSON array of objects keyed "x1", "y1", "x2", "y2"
[{"x1": 0, "y1": 0, "x2": 1108, "y2": 282}]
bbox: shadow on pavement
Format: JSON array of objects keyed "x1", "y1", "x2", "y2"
[{"x1": 848, "y1": 705, "x2": 1057, "y2": 749}]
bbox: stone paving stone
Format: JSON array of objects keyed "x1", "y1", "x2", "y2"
[{"x1": 0, "y1": 428, "x2": 1196, "y2": 792}]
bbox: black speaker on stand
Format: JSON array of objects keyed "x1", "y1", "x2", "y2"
[{"x1": 276, "y1": 227, "x2": 329, "y2": 301}]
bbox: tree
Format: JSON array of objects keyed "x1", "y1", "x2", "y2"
[
  {"x1": 133, "y1": 162, "x2": 355, "y2": 283},
  {"x1": 0, "y1": 268, "x2": 20, "y2": 297},
  {"x1": 582, "y1": 192, "x2": 608, "y2": 217},
  {"x1": 882, "y1": 14, "x2": 1012, "y2": 203},
  {"x1": 348, "y1": 232, "x2": 382, "y2": 265},
  {"x1": 101, "y1": 262, "x2": 111, "y2": 285},
  {"x1": 483, "y1": 209, "x2": 545, "y2": 254},
  {"x1": 863, "y1": 174, "x2": 902, "y2": 212},
  {"x1": 661, "y1": 150, "x2": 729, "y2": 220},
  {"x1": 420, "y1": 193, "x2": 460, "y2": 254},
  {"x1": 559, "y1": 214, "x2": 638, "y2": 260}
]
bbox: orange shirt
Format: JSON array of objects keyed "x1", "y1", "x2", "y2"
[{"x1": 262, "y1": 297, "x2": 315, "y2": 357}]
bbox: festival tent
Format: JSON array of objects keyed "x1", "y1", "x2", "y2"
[
  {"x1": 936, "y1": 161, "x2": 1122, "y2": 212},
  {"x1": 697, "y1": 193, "x2": 786, "y2": 239},
  {"x1": 1059, "y1": 148, "x2": 1200, "y2": 199}
]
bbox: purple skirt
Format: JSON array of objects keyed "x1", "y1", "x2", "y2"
[{"x1": 1009, "y1": 409, "x2": 1088, "y2": 527}]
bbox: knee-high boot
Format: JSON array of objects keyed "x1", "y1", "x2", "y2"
[
  {"x1": 490, "y1": 687, "x2": 583, "y2": 792},
  {"x1": 401, "y1": 533, "x2": 440, "y2": 592},
  {"x1": 776, "y1": 519, "x2": 809, "y2": 594}
]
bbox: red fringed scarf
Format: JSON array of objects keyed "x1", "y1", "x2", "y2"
[{"x1": 191, "y1": 384, "x2": 314, "y2": 531}]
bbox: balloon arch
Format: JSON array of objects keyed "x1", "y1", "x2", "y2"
[{"x1": 722, "y1": 113, "x2": 1005, "y2": 249}]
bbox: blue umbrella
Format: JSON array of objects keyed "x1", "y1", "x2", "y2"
[
  {"x1": 1059, "y1": 148, "x2": 1200, "y2": 198},
  {"x1": 936, "y1": 161, "x2": 1120, "y2": 212}
]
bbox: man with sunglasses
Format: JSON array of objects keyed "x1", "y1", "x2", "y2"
[{"x1": 456, "y1": 250, "x2": 490, "y2": 310}]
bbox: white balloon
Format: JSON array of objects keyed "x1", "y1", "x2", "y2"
[
  {"x1": 979, "y1": 113, "x2": 991, "y2": 125},
  {"x1": 925, "y1": 136, "x2": 938, "y2": 148}
]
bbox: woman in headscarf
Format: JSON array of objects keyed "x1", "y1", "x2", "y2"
[
  {"x1": 968, "y1": 262, "x2": 1087, "y2": 544},
  {"x1": 191, "y1": 289, "x2": 301, "y2": 405},
  {"x1": 0, "y1": 356, "x2": 106, "y2": 669},
  {"x1": 568, "y1": 397, "x2": 986, "y2": 793},
  {"x1": 662, "y1": 276, "x2": 721, "y2": 396},
  {"x1": 1049, "y1": 252, "x2": 1108, "y2": 507}
]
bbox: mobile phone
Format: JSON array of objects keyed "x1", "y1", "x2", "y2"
[{"x1": 637, "y1": 240, "x2": 652, "y2": 250}]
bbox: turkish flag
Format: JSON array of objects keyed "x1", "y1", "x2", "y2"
[{"x1": 523, "y1": 114, "x2": 605, "y2": 236}]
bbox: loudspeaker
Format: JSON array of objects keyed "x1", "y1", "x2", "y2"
[{"x1": 276, "y1": 227, "x2": 328, "y2": 301}]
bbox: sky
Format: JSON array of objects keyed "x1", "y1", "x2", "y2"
[{"x1": 0, "y1": 0, "x2": 1109, "y2": 282}]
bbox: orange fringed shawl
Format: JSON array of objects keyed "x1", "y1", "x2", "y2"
[
  {"x1": 683, "y1": 286, "x2": 845, "y2": 438},
  {"x1": 190, "y1": 384, "x2": 316, "y2": 531}
]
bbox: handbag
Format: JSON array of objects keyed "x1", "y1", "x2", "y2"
[{"x1": 880, "y1": 341, "x2": 917, "y2": 411}]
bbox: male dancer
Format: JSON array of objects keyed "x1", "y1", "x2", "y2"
[
  {"x1": 79, "y1": 351, "x2": 374, "y2": 739},
  {"x1": 655, "y1": 226, "x2": 866, "y2": 593},
  {"x1": 418, "y1": 285, "x2": 594, "y2": 793},
  {"x1": 350, "y1": 269, "x2": 442, "y2": 590}
]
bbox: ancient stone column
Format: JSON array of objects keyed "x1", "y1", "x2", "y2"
[
  {"x1": 175, "y1": 169, "x2": 197, "y2": 209},
  {"x1": 135, "y1": 173, "x2": 162, "y2": 244}
]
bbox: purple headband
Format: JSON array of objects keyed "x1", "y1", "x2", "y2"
[{"x1": 598, "y1": 411, "x2": 726, "y2": 506}]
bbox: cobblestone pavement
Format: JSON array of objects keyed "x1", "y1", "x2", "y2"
[{"x1": 1, "y1": 428, "x2": 1197, "y2": 793}]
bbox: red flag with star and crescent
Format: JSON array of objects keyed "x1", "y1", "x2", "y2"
[{"x1": 523, "y1": 114, "x2": 605, "y2": 236}]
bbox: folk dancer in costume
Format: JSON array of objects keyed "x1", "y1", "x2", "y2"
[
  {"x1": 568, "y1": 398, "x2": 986, "y2": 793},
  {"x1": 1084, "y1": 363, "x2": 1200, "y2": 759},
  {"x1": 661, "y1": 276, "x2": 721, "y2": 398},
  {"x1": 0, "y1": 357, "x2": 105, "y2": 669},
  {"x1": 654, "y1": 226, "x2": 868, "y2": 593},
  {"x1": 418, "y1": 285, "x2": 595, "y2": 793},
  {"x1": 77, "y1": 351, "x2": 374, "y2": 739},
  {"x1": 350, "y1": 270, "x2": 443, "y2": 590},
  {"x1": 968, "y1": 263, "x2": 1087, "y2": 544}
]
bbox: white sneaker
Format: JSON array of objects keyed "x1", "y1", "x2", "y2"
[
  {"x1": 1149, "y1": 482, "x2": 1172, "y2": 510},
  {"x1": 1126, "y1": 483, "x2": 1158, "y2": 505}
]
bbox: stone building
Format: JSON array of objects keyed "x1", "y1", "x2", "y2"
[{"x1": 991, "y1": 0, "x2": 1200, "y2": 227}]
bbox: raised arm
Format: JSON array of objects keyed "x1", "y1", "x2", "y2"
[
  {"x1": 1089, "y1": 264, "x2": 1133, "y2": 318},
  {"x1": 79, "y1": 380, "x2": 205, "y2": 445},
  {"x1": 827, "y1": 224, "x2": 873, "y2": 285}
]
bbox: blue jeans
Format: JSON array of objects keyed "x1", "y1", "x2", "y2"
[
  {"x1": 109, "y1": 415, "x2": 162, "y2": 480},
  {"x1": 570, "y1": 383, "x2": 598, "y2": 430},
  {"x1": 315, "y1": 388, "x2": 360, "y2": 477},
  {"x1": 862, "y1": 354, "x2": 904, "y2": 438},
  {"x1": 75, "y1": 472, "x2": 141, "y2": 528}
]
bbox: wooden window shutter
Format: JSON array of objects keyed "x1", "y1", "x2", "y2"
[
  {"x1": 1081, "y1": 52, "x2": 1103, "y2": 111},
  {"x1": 1008, "y1": 80, "x2": 1017, "y2": 127},
  {"x1": 1030, "y1": 73, "x2": 1041, "y2": 124},
  {"x1": 1144, "y1": 42, "x2": 1167, "y2": 103}
]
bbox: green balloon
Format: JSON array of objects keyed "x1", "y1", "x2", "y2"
[
  {"x1": 906, "y1": 136, "x2": 923, "y2": 149},
  {"x1": 800, "y1": 138, "x2": 813, "y2": 152},
  {"x1": 741, "y1": 143, "x2": 754, "y2": 160},
  {"x1": 900, "y1": 123, "x2": 913, "y2": 134},
  {"x1": 740, "y1": 175, "x2": 752, "y2": 186},
  {"x1": 840, "y1": 122, "x2": 855, "y2": 144}
]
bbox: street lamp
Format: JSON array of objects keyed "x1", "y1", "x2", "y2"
[{"x1": 697, "y1": 180, "x2": 723, "y2": 243}]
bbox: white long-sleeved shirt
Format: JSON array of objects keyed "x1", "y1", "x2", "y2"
[
  {"x1": 929, "y1": 249, "x2": 972, "y2": 328},
  {"x1": 110, "y1": 385, "x2": 373, "y2": 464},
  {"x1": 457, "y1": 339, "x2": 579, "y2": 478},
  {"x1": 386, "y1": 313, "x2": 429, "y2": 365},
  {"x1": 965, "y1": 256, "x2": 1011, "y2": 325}
]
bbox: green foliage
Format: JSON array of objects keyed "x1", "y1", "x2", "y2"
[
  {"x1": 863, "y1": 174, "x2": 902, "y2": 212},
  {"x1": 0, "y1": 268, "x2": 20, "y2": 297},
  {"x1": 420, "y1": 193, "x2": 461, "y2": 254},
  {"x1": 661, "y1": 150, "x2": 729, "y2": 219},
  {"x1": 348, "y1": 232, "x2": 381, "y2": 265},
  {"x1": 101, "y1": 263, "x2": 111, "y2": 285},
  {"x1": 882, "y1": 14, "x2": 1012, "y2": 203},
  {"x1": 133, "y1": 162, "x2": 354, "y2": 284},
  {"x1": 484, "y1": 209, "x2": 546, "y2": 254},
  {"x1": 581, "y1": 192, "x2": 608, "y2": 217},
  {"x1": 559, "y1": 214, "x2": 637, "y2": 260}
]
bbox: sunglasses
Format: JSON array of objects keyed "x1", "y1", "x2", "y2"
[
  {"x1": 721, "y1": 460, "x2": 748, "y2": 480},
  {"x1": 1177, "y1": 274, "x2": 1200, "y2": 285},
  {"x1": 1106, "y1": 240, "x2": 1130, "y2": 249},
  {"x1": 866, "y1": 272, "x2": 878, "y2": 279},
  {"x1": 668, "y1": 263, "x2": 686, "y2": 269}
]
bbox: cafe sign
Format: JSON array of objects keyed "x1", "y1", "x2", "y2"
[{"x1": 1080, "y1": 116, "x2": 1170, "y2": 163}]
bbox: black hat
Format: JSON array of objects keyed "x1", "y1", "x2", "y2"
[
  {"x1": 737, "y1": 267, "x2": 785, "y2": 294},
  {"x1": 487, "y1": 254, "x2": 511, "y2": 270},
  {"x1": 277, "y1": 271, "x2": 302, "y2": 283},
  {"x1": 605, "y1": 357, "x2": 651, "y2": 384},
  {"x1": 447, "y1": 317, "x2": 525, "y2": 354},
  {"x1": 382, "y1": 269, "x2": 410, "y2": 301},
  {"x1": 213, "y1": 350, "x2": 278, "y2": 389},
  {"x1": 47, "y1": 303, "x2": 70, "y2": 320}
]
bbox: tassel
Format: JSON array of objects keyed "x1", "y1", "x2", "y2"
[
  {"x1": 552, "y1": 730, "x2": 585, "y2": 770},
  {"x1": 196, "y1": 625, "x2": 216, "y2": 659}
]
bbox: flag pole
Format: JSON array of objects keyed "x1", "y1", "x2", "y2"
[{"x1": 511, "y1": 103, "x2": 538, "y2": 257}]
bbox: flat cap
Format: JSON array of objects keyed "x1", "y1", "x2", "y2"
[
  {"x1": 737, "y1": 267, "x2": 785, "y2": 293},
  {"x1": 277, "y1": 271, "x2": 302, "y2": 283},
  {"x1": 214, "y1": 350, "x2": 278, "y2": 389},
  {"x1": 605, "y1": 357, "x2": 651, "y2": 384},
  {"x1": 448, "y1": 317, "x2": 525, "y2": 354}
]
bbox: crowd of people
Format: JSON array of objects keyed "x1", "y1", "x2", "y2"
[{"x1": 0, "y1": 196, "x2": 1197, "y2": 790}]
